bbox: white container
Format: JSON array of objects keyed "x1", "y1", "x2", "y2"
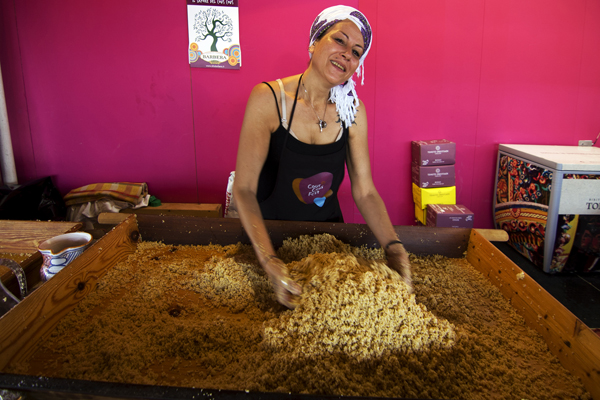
[
  {"x1": 493, "y1": 144, "x2": 600, "y2": 273},
  {"x1": 38, "y1": 232, "x2": 93, "y2": 281}
]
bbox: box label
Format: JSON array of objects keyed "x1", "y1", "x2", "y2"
[
  {"x1": 412, "y1": 165, "x2": 455, "y2": 188},
  {"x1": 558, "y1": 176, "x2": 600, "y2": 215}
]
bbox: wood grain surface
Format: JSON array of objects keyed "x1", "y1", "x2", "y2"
[
  {"x1": 134, "y1": 214, "x2": 472, "y2": 258},
  {"x1": 1, "y1": 216, "x2": 597, "y2": 400},
  {"x1": 0, "y1": 216, "x2": 139, "y2": 370},
  {"x1": 466, "y1": 229, "x2": 600, "y2": 400},
  {"x1": 0, "y1": 220, "x2": 82, "y2": 253},
  {"x1": 0, "y1": 220, "x2": 83, "y2": 297}
]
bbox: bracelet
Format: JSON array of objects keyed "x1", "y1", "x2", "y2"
[{"x1": 385, "y1": 239, "x2": 403, "y2": 250}]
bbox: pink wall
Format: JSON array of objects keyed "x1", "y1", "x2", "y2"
[{"x1": 1, "y1": 0, "x2": 600, "y2": 229}]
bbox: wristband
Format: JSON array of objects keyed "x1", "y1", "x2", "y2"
[{"x1": 385, "y1": 239, "x2": 403, "y2": 250}]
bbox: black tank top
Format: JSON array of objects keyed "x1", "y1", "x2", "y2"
[{"x1": 257, "y1": 75, "x2": 348, "y2": 222}]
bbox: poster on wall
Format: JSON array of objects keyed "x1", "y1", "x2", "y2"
[{"x1": 187, "y1": 0, "x2": 241, "y2": 69}]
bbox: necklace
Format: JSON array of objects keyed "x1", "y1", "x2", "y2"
[{"x1": 301, "y1": 79, "x2": 327, "y2": 132}]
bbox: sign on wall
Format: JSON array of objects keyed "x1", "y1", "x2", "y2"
[{"x1": 187, "y1": 0, "x2": 241, "y2": 69}]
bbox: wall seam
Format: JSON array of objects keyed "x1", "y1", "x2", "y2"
[
  {"x1": 574, "y1": 0, "x2": 589, "y2": 139},
  {"x1": 189, "y1": 69, "x2": 200, "y2": 203},
  {"x1": 474, "y1": 0, "x2": 487, "y2": 221},
  {"x1": 357, "y1": 0, "x2": 378, "y2": 223},
  {"x1": 11, "y1": 0, "x2": 37, "y2": 178}
]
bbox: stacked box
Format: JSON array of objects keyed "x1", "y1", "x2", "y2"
[
  {"x1": 415, "y1": 204, "x2": 427, "y2": 225},
  {"x1": 412, "y1": 183, "x2": 456, "y2": 210},
  {"x1": 412, "y1": 164, "x2": 455, "y2": 188},
  {"x1": 412, "y1": 139, "x2": 456, "y2": 166},
  {"x1": 411, "y1": 139, "x2": 459, "y2": 224},
  {"x1": 426, "y1": 204, "x2": 474, "y2": 228}
]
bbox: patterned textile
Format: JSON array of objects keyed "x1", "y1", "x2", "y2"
[{"x1": 64, "y1": 182, "x2": 148, "y2": 206}]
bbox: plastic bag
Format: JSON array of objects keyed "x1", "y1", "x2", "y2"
[{"x1": 224, "y1": 171, "x2": 239, "y2": 218}]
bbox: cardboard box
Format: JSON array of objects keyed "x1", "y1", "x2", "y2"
[
  {"x1": 415, "y1": 204, "x2": 427, "y2": 225},
  {"x1": 412, "y1": 139, "x2": 456, "y2": 166},
  {"x1": 121, "y1": 203, "x2": 222, "y2": 218},
  {"x1": 426, "y1": 204, "x2": 474, "y2": 228},
  {"x1": 412, "y1": 164, "x2": 455, "y2": 188},
  {"x1": 412, "y1": 183, "x2": 456, "y2": 209}
]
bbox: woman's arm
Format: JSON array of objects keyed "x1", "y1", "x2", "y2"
[
  {"x1": 232, "y1": 82, "x2": 302, "y2": 308},
  {"x1": 346, "y1": 101, "x2": 412, "y2": 290}
]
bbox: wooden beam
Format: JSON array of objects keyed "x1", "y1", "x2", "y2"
[
  {"x1": 475, "y1": 228, "x2": 509, "y2": 242},
  {"x1": 134, "y1": 215, "x2": 471, "y2": 258}
]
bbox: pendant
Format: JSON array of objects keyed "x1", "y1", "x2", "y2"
[{"x1": 318, "y1": 120, "x2": 327, "y2": 132}]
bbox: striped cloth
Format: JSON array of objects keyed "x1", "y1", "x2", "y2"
[{"x1": 64, "y1": 182, "x2": 148, "y2": 206}]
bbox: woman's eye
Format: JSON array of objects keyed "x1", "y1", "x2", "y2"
[
  {"x1": 353, "y1": 50, "x2": 361, "y2": 58},
  {"x1": 335, "y1": 38, "x2": 344, "y2": 44}
]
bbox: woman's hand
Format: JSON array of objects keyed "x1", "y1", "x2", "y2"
[
  {"x1": 385, "y1": 242, "x2": 413, "y2": 293},
  {"x1": 263, "y1": 256, "x2": 302, "y2": 309}
]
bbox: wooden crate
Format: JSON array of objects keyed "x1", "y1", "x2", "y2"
[
  {"x1": 0, "y1": 220, "x2": 82, "y2": 296},
  {"x1": 0, "y1": 215, "x2": 598, "y2": 400}
]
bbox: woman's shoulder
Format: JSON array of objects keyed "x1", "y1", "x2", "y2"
[
  {"x1": 260, "y1": 74, "x2": 302, "y2": 94},
  {"x1": 348, "y1": 98, "x2": 368, "y2": 137},
  {"x1": 246, "y1": 80, "x2": 278, "y2": 108},
  {"x1": 248, "y1": 74, "x2": 302, "y2": 106}
]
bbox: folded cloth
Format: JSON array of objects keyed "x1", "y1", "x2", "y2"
[
  {"x1": 66, "y1": 196, "x2": 150, "y2": 224},
  {"x1": 64, "y1": 182, "x2": 148, "y2": 206}
]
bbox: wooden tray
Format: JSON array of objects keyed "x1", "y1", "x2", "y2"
[
  {"x1": 0, "y1": 220, "x2": 82, "y2": 296},
  {"x1": 0, "y1": 215, "x2": 598, "y2": 400}
]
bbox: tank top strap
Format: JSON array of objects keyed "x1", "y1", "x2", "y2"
[
  {"x1": 262, "y1": 81, "x2": 282, "y2": 122},
  {"x1": 276, "y1": 79, "x2": 287, "y2": 125},
  {"x1": 287, "y1": 75, "x2": 302, "y2": 133},
  {"x1": 262, "y1": 75, "x2": 302, "y2": 134}
]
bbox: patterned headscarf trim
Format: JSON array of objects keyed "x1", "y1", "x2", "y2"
[{"x1": 309, "y1": 5, "x2": 373, "y2": 128}]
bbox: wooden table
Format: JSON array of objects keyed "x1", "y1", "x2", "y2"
[{"x1": 0, "y1": 220, "x2": 82, "y2": 296}]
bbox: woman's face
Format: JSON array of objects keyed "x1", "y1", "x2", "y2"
[{"x1": 310, "y1": 20, "x2": 365, "y2": 86}]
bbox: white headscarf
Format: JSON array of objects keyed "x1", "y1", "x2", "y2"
[{"x1": 309, "y1": 5, "x2": 373, "y2": 128}]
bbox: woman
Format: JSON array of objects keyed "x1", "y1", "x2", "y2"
[{"x1": 233, "y1": 5, "x2": 411, "y2": 308}]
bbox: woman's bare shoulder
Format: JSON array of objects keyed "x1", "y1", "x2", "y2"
[
  {"x1": 264, "y1": 74, "x2": 302, "y2": 98},
  {"x1": 246, "y1": 74, "x2": 301, "y2": 111},
  {"x1": 243, "y1": 82, "x2": 279, "y2": 118},
  {"x1": 349, "y1": 98, "x2": 368, "y2": 135}
]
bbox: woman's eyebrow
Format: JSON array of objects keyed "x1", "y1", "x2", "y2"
[{"x1": 340, "y1": 31, "x2": 364, "y2": 49}]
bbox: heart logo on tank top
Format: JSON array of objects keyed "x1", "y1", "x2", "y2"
[{"x1": 292, "y1": 172, "x2": 333, "y2": 206}]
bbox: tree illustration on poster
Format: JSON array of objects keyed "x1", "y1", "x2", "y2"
[
  {"x1": 194, "y1": 8, "x2": 233, "y2": 52},
  {"x1": 187, "y1": 0, "x2": 241, "y2": 70}
]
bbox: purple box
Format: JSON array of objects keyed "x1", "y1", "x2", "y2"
[
  {"x1": 412, "y1": 164, "x2": 455, "y2": 188},
  {"x1": 412, "y1": 139, "x2": 456, "y2": 166},
  {"x1": 426, "y1": 204, "x2": 474, "y2": 228}
]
